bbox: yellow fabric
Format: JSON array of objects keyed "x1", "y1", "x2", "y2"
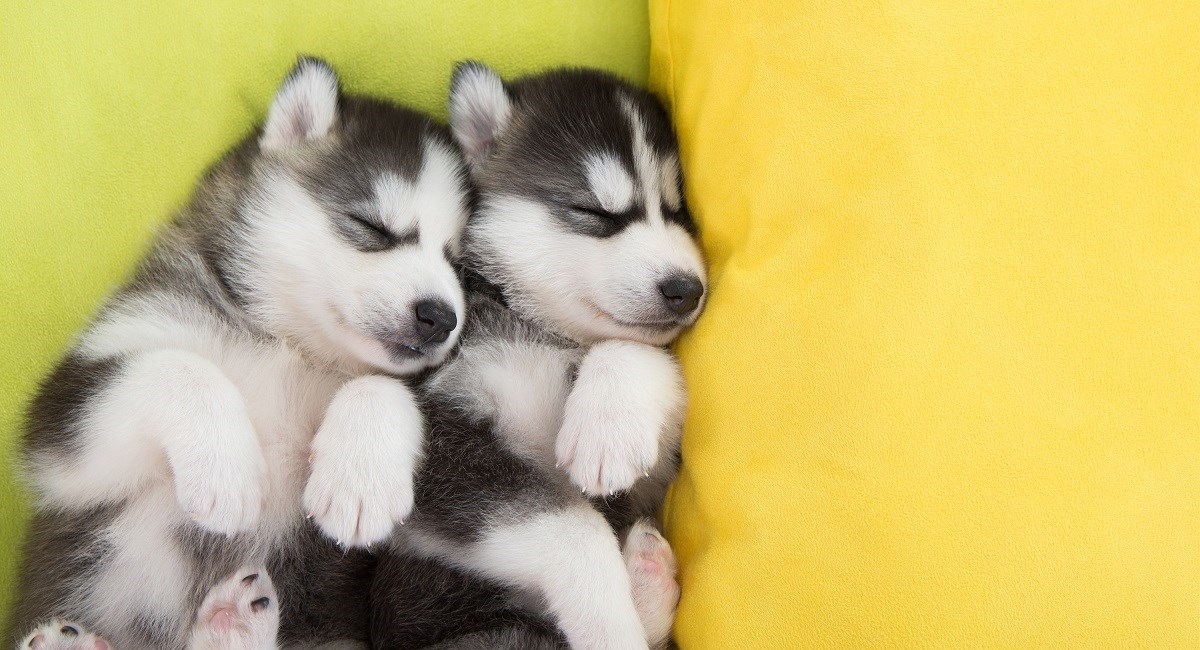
[
  {"x1": 654, "y1": 1, "x2": 1199, "y2": 646},
  {"x1": 0, "y1": 0, "x2": 648, "y2": 618}
]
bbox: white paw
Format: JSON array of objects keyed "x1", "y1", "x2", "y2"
[
  {"x1": 623, "y1": 520, "x2": 680, "y2": 647},
  {"x1": 188, "y1": 566, "x2": 279, "y2": 650},
  {"x1": 556, "y1": 405, "x2": 658, "y2": 496},
  {"x1": 169, "y1": 419, "x2": 266, "y2": 536},
  {"x1": 303, "y1": 377, "x2": 422, "y2": 548},
  {"x1": 555, "y1": 341, "x2": 683, "y2": 497},
  {"x1": 21, "y1": 620, "x2": 108, "y2": 650}
]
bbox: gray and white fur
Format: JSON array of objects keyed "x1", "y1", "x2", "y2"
[
  {"x1": 8, "y1": 58, "x2": 471, "y2": 649},
  {"x1": 360, "y1": 63, "x2": 707, "y2": 649},
  {"x1": 12, "y1": 62, "x2": 705, "y2": 650}
]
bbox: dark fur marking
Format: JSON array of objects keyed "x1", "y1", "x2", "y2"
[
  {"x1": 358, "y1": 69, "x2": 690, "y2": 647},
  {"x1": 271, "y1": 527, "x2": 376, "y2": 646},
  {"x1": 5, "y1": 505, "x2": 118, "y2": 646},
  {"x1": 23, "y1": 354, "x2": 121, "y2": 459},
  {"x1": 12, "y1": 62, "x2": 462, "y2": 648},
  {"x1": 371, "y1": 551, "x2": 564, "y2": 649},
  {"x1": 410, "y1": 392, "x2": 573, "y2": 543}
]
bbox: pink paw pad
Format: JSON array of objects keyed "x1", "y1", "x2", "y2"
[
  {"x1": 189, "y1": 566, "x2": 279, "y2": 650},
  {"x1": 21, "y1": 620, "x2": 108, "y2": 650},
  {"x1": 623, "y1": 519, "x2": 681, "y2": 647},
  {"x1": 624, "y1": 522, "x2": 679, "y2": 588}
]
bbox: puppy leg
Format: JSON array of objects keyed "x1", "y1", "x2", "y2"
[
  {"x1": 17, "y1": 621, "x2": 108, "y2": 650},
  {"x1": 623, "y1": 519, "x2": 680, "y2": 649},
  {"x1": 187, "y1": 567, "x2": 279, "y2": 650},
  {"x1": 556, "y1": 341, "x2": 685, "y2": 496},
  {"x1": 466, "y1": 506, "x2": 649, "y2": 650},
  {"x1": 304, "y1": 376, "x2": 422, "y2": 547},
  {"x1": 30, "y1": 350, "x2": 265, "y2": 535}
]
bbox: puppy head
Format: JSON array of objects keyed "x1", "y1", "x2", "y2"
[
  {"x1": 449, "y1": 62, "x2": 706, "y2": 346},
  {"x1": 235, "y1": 58, "x2": 468, "y2": 374}
]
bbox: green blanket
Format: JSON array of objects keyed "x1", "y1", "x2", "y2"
[{"x1": 0, "y1": 0, "x2": 647, "y2": 619}]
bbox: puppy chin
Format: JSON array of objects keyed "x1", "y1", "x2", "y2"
[
  {"x1": 378, "y1": 354, "x2": 434, "y2": 375},
  {"x1": 617, "y1": 324, "x2": 684, "y2": 347},
  {"x1": 567, "y1": 315, "x2": 684, "y2": 347},
  {"x1": 324, "y1": 324, "x2": 409, "y2": 375}
]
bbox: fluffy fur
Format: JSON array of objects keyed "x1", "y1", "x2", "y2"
[
  {"x1": 358, "y1": 63, "x2": 707, "y2": 649},
  {"x1": 9, "y1": 57, "x2": 470, "y2": 648},
  {"x1": 14, "y1": 62, "x2": 705, "y2": 650}
]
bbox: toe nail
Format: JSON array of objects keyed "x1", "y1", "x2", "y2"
[
  {"x1": 242, "y1": 573, "x2": 259, "y2": 585},
  {"x1": 61, "y1": 626, "x2": 79, "y2": 637},
  {"x1": 251, "y1": 596, "x2": 270, "y2": 612}
]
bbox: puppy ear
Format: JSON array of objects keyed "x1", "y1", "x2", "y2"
[
  {"x1": 261, "y1": 57, "x2": 340, "y2": 150},
  {"x1": 448, "y1": 61, "x2": 512, "y2": 172}
]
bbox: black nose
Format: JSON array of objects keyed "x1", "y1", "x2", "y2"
[
  {"x1": 413, "y1": 300, "x2": 457, "y2": 344},
  {"x1": 658, "y1": 275, "x2": 705, "y2": 315}
]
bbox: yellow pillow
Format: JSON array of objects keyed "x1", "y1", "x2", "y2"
[{"x1": 654, "y1": 1, "x2": 1200, "y2": 646}]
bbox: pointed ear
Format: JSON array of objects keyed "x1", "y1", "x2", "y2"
[
  {"x1": 261, "y1": 57, "x2": 340, "y2": 150},
  {"x1": 448, "y1": 61, "x2": 512, "y2": 172}
]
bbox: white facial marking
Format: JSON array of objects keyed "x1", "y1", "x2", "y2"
[
  {"x1": 583, "y1": 152, "x2": 635, "y2": 213},
  {"x1": 471, "y1": 193, "x2": 705, "y2": 345},
  {"x1": 619, "y1": 97, "x2": 663, "y2": 226},
  {"x1": 239, "y1": 153, "x2": 466, "y2": 374},
  {"x1": 659, "y1": 154, "x2": 682, "y2": 212},
  {"x1": 416, "y1": 141, "x2": 471, "y2": 257},
  {"x1": 372, "y1": 173, "x2": 419, "y2": 235}
]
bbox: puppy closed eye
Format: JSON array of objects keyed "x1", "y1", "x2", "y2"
[
  {"x1": 569, "y1": 204, "x2": 628, "y2": 236},
  {"x1": 342, "y1": 212, "x2": 418, "y2": 251},
  {"x1": 345, "y1": 211, "x2": 392, "y2": 245}
]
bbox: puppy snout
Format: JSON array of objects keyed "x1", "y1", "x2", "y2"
[
  {"x1": 658, "y1": 275, "x2": 704, "y2": 315},
  {"x1": 413, "y1": 300, "x2": 457, "y2": 344}
]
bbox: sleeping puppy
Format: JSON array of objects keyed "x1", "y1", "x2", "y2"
[
  {"x1": 361, "y1": 63, "x2": 707, "y2": 649},
  {"x1": 18, "y1": 63, "x2": 705, "y2": 650},
  {"x1": 9, "y1": 58, "x2": 470, "y2": 649}
]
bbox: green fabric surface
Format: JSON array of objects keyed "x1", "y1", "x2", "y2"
[{"x1": 0, "y1": 0, "x2": 648, "y2": 619}]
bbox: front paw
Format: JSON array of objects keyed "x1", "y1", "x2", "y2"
[
  {"x1": 555, "y1": 341, "x2": 684, "y2": 497},
  {"x1": 303, "y1": 377, "x2": 422, "y2": 547},
  {"x1": 556, "y1": 393, "x2": 660, "y2": 497},
  {"x1": 302, "y1": 451, "x2": 414, "y2": 548},
  {"x1": 170, "y1": 425, "x2": 266, "y2": 535},
  {"x1": 21, "y1": 619, "x2": 108, "y2": 650}
]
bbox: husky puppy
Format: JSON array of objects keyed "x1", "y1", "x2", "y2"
[
  {"x1": 361, "y1": 63, "x2": 707, "y2": 649},
  {"x1": 9, "y1": 58, "x2": 470, "y2": 649},
  {"x1": 14, "y1": 62, "x2": 705, "y2": 650}
]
